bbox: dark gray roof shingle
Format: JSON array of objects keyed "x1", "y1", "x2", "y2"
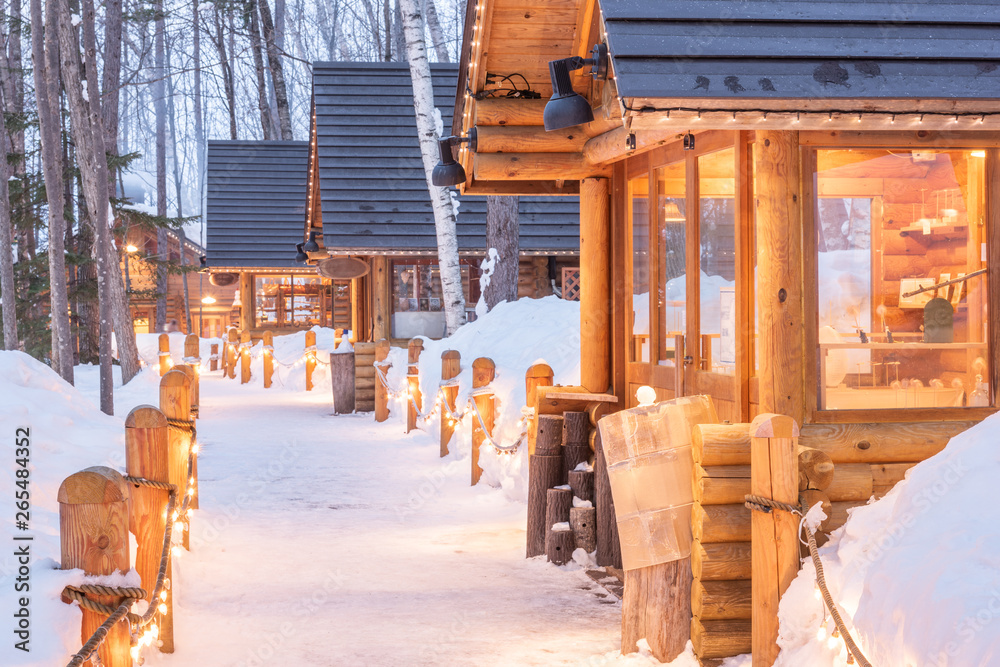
[
  {"x1": 205, "y1": 141, "x2": 309, "y2": 268},
  {"x1": 311, "y1": 61, "x2": 579, "y2": 253},
  {"x1": 604, "y1": 0, "x2": 1000, "y2": 102}
]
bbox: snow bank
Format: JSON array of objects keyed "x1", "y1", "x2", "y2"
[
  {"x1": 776, "y1": 414, "x2": 1000, "y2": 666},
  {"x1": 0, "y1": 352, "x2": 131, "y2": 665},
  {"x1": 383, "y1": 296, "x2": 581, "y2": 502}
]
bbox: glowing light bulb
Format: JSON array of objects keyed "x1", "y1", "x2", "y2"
[
  {"x1": 158, "y1": 603, "x2": 168, "y2": 614},
  {"x1": 160, "y1": 590, "x2": 168, "y2": 602},
  {"x1": 173, "y1": 521, "x2": 184, "y2": 534},
  {"x1": 130, "y1": 646, "x2": 141, "y2": 661}
]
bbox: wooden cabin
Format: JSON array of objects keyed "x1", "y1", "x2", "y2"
[
  {"x1": 301, "y1": 61, "x2": 580, "y2": 342},
  {"x1": 454, "y1": 0, "x2": 999, "y2": 662}
]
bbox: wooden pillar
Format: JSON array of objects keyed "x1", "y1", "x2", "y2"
[
  {"x1": 471, "y1": 357, "x2": 496, "y2": 485},
  {"x1": 350, "y1": 277, "x2": 361, "y2": 343},
  {"x1": 158, "y1": 333, "x2": 170, "y2": 376},
  {"x1": 183, "y1": 335, "x2": 200, "y2": 417},
  {"x1": 580, "y1": 177, "x2": 611, "y2": 393},
  {"x1": 305, "y1": 330, "x2": 317, "y2": 391},
  {"x1": 750, "y1": 413, "x2": 800, "y2": 667},
  {"x1": 755, "y1": 131, "x2": 805, "y2": 424},
  {"x1": 594, "y1": 427, "x2": 622, "y2": 568},
  {"x1": 210, "y1": 343, "x2": 219, "y2": 372},
  {"x1": 226, "y1": 328, "x2": 237, "y2": 379},
  {"x1": 440, "y1": 350, "x2": 461, "y2": 456},
  {"x1": 160, "y1": 370, "x2": 192, "y2": 550},
  {"x1": 240, "y1": 331, "x2": 252, "y2": 384},
  {"x1": 374, "y1": 338, "x2": 391, "y2": 422},
  {"x1": 59, "y1": 467, "x2": 131, "y2": 667},
  {"x1": 331, "y1": 349, "x2": 356, "y2": 414},
  {"x1": 124, "y1": 406, "x2": 174, "y2": 652},
  {"x1": 238, "y1": 272, "x2": 253, "y2": 331},
  {"x1": 525, "y1": 363, "x2": 554, "y2": 455},
  {"x1": 262, "y1": 331, "x2": 274, "y2": 388},
  {"x1": 406, "y1": 338, "x2": 424, "y2": 433},
  {"x1": 372, "y1": 256, "x2": 390, "y2": 341},
  {"x1": 174, "y1": 365, "x2": 199, "y2": 511}
]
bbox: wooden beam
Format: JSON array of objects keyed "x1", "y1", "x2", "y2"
[
  {"x1": 475, "y1": 125, "x2": 589, "y2": 153},
  {"x1": 474, "y1": 153, "x2": 610, "y2": 181},
  {"x1": 580, "y1": 178, "x2": 611, "y2": 393},
  {"x1": 461, "y1": 179, "x2": 581, "y2": 196},
  {"x1": 583, "y1": 126, "x2": 681, "y2": 166},
  {"x1": 755, "y1": 131, "x2": 805, "y2": 424},
  {"x1": 475, "y1": 98, "x2": 548, "y2": 126}
]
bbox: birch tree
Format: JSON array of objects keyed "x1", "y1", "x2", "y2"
[
  {"x1": 30, "y1": 0, "x2": 73, "y2": 381},
  {"x1": 154, "y1": 0, "x2": 168, "y2": 329},
  {"x1": 484, "y1": 196, "x2": 519, "y2": 309},
  {"x1": 398, "y1": 0, "x2": 466, "y2": 333}
]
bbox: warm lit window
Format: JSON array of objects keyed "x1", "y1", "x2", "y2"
[
  {"x1": 630, "y1": 175, "x2": 651, "y2": 362},
  {"x1": 698, "y1": 148, "x2": 737, "y2": 375},
  {"x1": 255, "y1": 274, "x2": 324, "y2": 328},
  {"x1": 656, "y1": 161, "x2": 686, "y2": 365},
  {"x1": 814, "y1": 149, "x2": 990, "y2": 410}
]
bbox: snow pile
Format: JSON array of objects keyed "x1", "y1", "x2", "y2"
[
  {"x1": 0, "y1": 352, "x2": 131, "y2": 666},
  {"x1": 384, "y1": 296, "x2": 581, "y2": 501},
  {"x1": 776, "y1": 414, "x2": 1000, "y2": 666}
]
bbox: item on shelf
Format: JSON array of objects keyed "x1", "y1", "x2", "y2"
[{"x1": 923, "y1": 297, "x2": 955, "y2": 344}]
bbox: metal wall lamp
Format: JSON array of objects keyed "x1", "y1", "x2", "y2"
[
  {"x1": 303, "y1": 231, "x2": 321, "y2": 253},
  {"x1": 294, "y1": 243, "x2": 308, "y2": 263},
  {"x1": 543, "y1": 44, "x2": 609, "y2": 131},
  {"x1": 432, "y1": 129, "x2": 478, "y2": 187}
]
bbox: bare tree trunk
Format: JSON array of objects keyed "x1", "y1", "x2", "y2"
[
  {"x1": 193, "y1": 0, "x2": 205, "y2": 237},
  {"x1": 165, "y1": 50, "x2": 192, "y2": 332},
  {"x1": 30, "y1": 0, "x2": 73, "y2": 381},
  {"x1": 249, "y1": 1, "x2": 274, "y2": 140},
  {"x1": 54, "y1": 0, "x2": 114, "y2": 413},
  {"x1": 392, "y1": 0, "x2": 405, "y2": 61},
  {"x1": 257, "y1": 0, "x2": 293, "y2": 140},
  {"x1": 0, "y1": 87, "x2": 16, "y2": 350},
  {"x1": 212, "y1": 8, "x2": 238, "y2": 139},
  {"x1": 383, "y1": 0, "x2": 392, "y2": 60},
  {"x1": 484, "y1": 196, "x2": 519, "y2": 310},
  {"x1": 398, "y1": 0, "x2": 466, "y2": 334},
  {"x1": 7, "y1": 0, "x2": 31, "y2": 265},
  {"x1": 424, "y1": 0, "x2": 449, "y2": 63},
  {"x1": 154, "y1": 0, "x2": 168, "y2": 330}
]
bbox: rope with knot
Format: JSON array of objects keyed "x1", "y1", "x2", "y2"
[{"x1": 744, "y1": 494, "x2": 872, "y2": 667}]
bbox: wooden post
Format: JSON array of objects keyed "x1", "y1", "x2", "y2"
[
  {"x1": 374, "y1": 338, "x2": 391, "y2": 422},
  {"x1": 580, "y1": 177, "x2": 611, "y2": 393},
  {"x1": 124, "y1": 406, "x2": 174, "y2": 652},
  {"x1": 58, "y1": 467, "x2": 131, "y2": 667},
  {"x1": 750, "y1": 413, "x2": 800, "y2": 667},
  {"x1": 262, "y1": 331, "x2": 274, "y2": 388},
  {"x1": 372, "y1": 256, "x2": 390, "y2": 341},
  {"x1": 563, "y1": 411, "x2": 591, "y2": 481},
  {"x1": 174, "y1": 365, "x2": 199, "y2": 511},
  {"x1": 525, "y1": 363, "x2": 554, "y2": 455},
  {"x1": 755, "y1": 131, "x2": 805, "y2": 424},
  {"x1": 568, "y1": 469, "x2": 594, "y2": 503},
  {"x1": 240, "y1": 330, "x2": 252, "y2": 384},
  {"x1": 305, "y1": 330, "x2": 317, "y2": 391},
  {"x1": 440, "y1": 350, "x2": 461, "y2": 456},
  {"x1": 160, "y1": 370, "x2": 192, "y2": 550},
  {"x1": 354, "y1": 342, "x2": 376, "y2": 412},
  {"x1": 570, "y1": 506, "x2": 597, "y2": 552},
  {"x1": 471, "y1": 357, "x2": 496, "y2": 485},
  {"x1": 183, "y1": 335, "x2": 200, "y2": 417},
  {"x1": 406, "y1": 338, "x2": 424, "y2": 433},
  {"x1": 158, "y1": 333, "x2": 171, "y2": 376},
  {"x1": 331, "y1": 349, "x2": 356, "y2": 414},
  {"x1": 594, "y1": 427, "x2": 622, "y2": 568},
  {"x1": 226, "y1": 328, "x2": 238, "y2": 379},
  {"x1": 210, "y1": 342, "x2": 219, "y2": 372},
  {"x1": 526, "y1": 452, "x2": 563, "y2": 557}
]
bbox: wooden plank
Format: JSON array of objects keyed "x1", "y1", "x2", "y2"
[
  {"x1": 622, "y1": 559, "x2": 692, "y2": 662},
  {"x1": 692, "y1": 541, "x2": 752, "y2": 581},
  {"x1": 824, "y1": 463, "x2": 874, "y2": 502},
  {"x1": 692, "y1": 618, "x2": 752, "y2": 660},
  {"x1": 474, "y1": 153, "x2": 610, "y2": 181},
  {"x1": 692, "y1": 503, "x2": 751, "y2": 543},
  {"x1": 692, "y1": 423, "x2": 752, "y2": 466},
  {"x1": 799, "y1": 421, "x2": 974, "y2": 463},
  {"x1": 693, "y1": 579, "x2": 753, "y2": 620},
  {"x1": 474, "y1": 98, "x2": 548, "y2": 126},
  {"x1": 696, "y1": 466, "x2": 750, "y2": 505},
  {"x1": 475, "y1": 125, "x2": 589, "y2": 153}
]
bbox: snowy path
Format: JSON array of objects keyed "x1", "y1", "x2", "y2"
[{"x1": 144, "y1": 372, "x2": 623, "y2": 666}]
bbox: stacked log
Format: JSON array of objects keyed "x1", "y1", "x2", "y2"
[
  {"x1": 527, "y1": 415, "x2": 564, "y2": 558},
  {"x1": 562, "y1": 411, "x2": 591, "y2": 483},
  {"x1": 354, "y1": 342, "x2": 376, "y2": 413}
]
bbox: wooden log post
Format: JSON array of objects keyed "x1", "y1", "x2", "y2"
[
  {"x1": 594, "y1": 427, "x2": 622, "y2": 568},
  {"x1": 59, "y1": 467, "x2": 131, "y2": 667},
  {"x1": 226, "y1": 328, "x2": 238, "y2": 379},
  {"x1": 331, "y1": 348, "x2": 356, "y2": 415},
  {"x1": 623, "y1": 559, "x2": 693, "y2": 661},
  {"x1": 535, "y1": 414, "x2": 564, "y2": 455},
  {"x1": 354, "y1": 342, "x2": 376, "y2": 413},
  {"x1": 262, "y1": 331, "x2": 274, "y2": 389},
  {"x1": 798, "y1": 446, "x2": 835, "y2": 491},
  {"x1": 124, "y1": 406, "x2": 175, "y2": 652},
  {"x1": 210, "y1": 342, "x2": 219, "y2": 372},
  {"x1": 239, "y1": 331, "x2": 251, "y2": 384},
  {"x1": 526, "y1": 453, "x2": 563, "y2": 558},
  {"x1": 525, "y1": 363, "x2": 554, "y2": 455},
  {"x1": 750, "y1": 413, "x2": 800, "y2": 667},
  {"x1": 183, "y1": 334, "x2": 201, "y2": 417},
  {"x1": 374, "y1": 338, "x2": 391, "y2": 422},
  {"x1": 440, "y1": 350, "x2": 461, "y2": 455},
  {"x1": 570, "y1": 506, "x2": 597, "y2": 552},
  {"x1": 173, "y1": 365, "x2": 200, "y2": 511},
  {"x1": 471, "y1": 357, "x2": 496, "y2": 485},
  {"x1": 546, "y1": 487, "x2": 573, "y2": 533},
  {"x1": 563, "y1": 411, "x2": 591, "y2": 482},
  {"x1": 160, "y1": 370, "x2": 193, "y2": 550},
  {"x1": 158, "y1": 333, "x2": 171, "y2": 376},
  {"x1": 580, "y1": 177, "x2": 611, "y2": 393},
  {"x1": 568, "y1": 469, "x2": 594, "y2": 503},
  {"x1": 406, "y1": 338, "x2": 424, "y2": 433},
  {"x1": 305, "y1": 330, "x2": 317, "y2": 391},
  {"x1": 546, "y1": 526, "x2": 575, "y2": 565}
]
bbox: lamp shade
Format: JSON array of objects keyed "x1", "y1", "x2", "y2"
[
  {"x1": 294, "y1": 243, "x2": 308, "y2": 263},
  {"x1": 543, "y1": 59, "x2": 594, "y2": 131},
  {"x1": 303, "y1": 231, "x2": 320, "y2": 253},
  {"x1": 432, "y1": 138, "x2": 466, "y2": 186}
]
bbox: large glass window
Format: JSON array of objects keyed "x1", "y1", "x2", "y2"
[
  {"x1": 391, "y1": 261, "x2": 473, "y2": 338},
  {"x1": 815, "y1": 149, "x2": 990, "y2": 410},
  {"x1": 699, "y1": 148, "x2": 737, "y2": 374},
  {"x1": 657, "y1": 161, "x2": 686, "y2": 365},
  {"x1": 630, "y1": 175, "x2": 651, "y2": 362},
  {"x1": 255, "y1": 274, "x2": 324, "y2": 328}
]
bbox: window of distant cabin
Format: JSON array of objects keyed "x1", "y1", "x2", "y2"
[
  {"x1": 254, "y1": 274, "x2": 325, "y2": 328},
  {"x1": 813, "y1": 148, "x2": 991, "y2": 411},
  {"x1": 391, "y1": 261, "x2": 474, "y2": 339}
]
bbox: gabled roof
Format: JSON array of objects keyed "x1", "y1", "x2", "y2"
[
  {"x1": 310, "y1": 61, "x2": 579, "y2": 254},
  {"x1": 205, "y1": 141, "x2": 309, "y2": 269},
  {"x1": 604, "y1": 0, "x2": 1000, "y2": 108}
]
